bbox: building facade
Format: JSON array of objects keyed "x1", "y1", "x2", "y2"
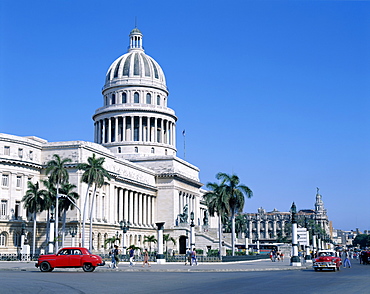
[{"x1": 0, "y1": 28, "x2": 216, "y2": 256}]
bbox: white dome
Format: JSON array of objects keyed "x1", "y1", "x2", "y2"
[{"x1": 103, "y1": 28, "x2": 167, "y2": 93}]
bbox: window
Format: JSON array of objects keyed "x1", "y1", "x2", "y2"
[
  {"x1": 4, "y1": 146, "x2": 10, "y2": 155},
  {"x1": 18, "y1": 148, "x2": 23, "y2": 158},
  {"x1": 122, "y1": 92, "x2": 127, "y2": 103},
  {"x1": 134, "y1": 92, "x2": 140, "y2": 103},
  {"x1": 15, "y1": 201, "x2": 20, "y2": 219},
  {"x1": 29, "y1": 150, "x2": 33, "y2": 160},
  {"x1": 0, "y1": 233, "x2": 6, "y2": 247},
  {"x1": 151, "y1": 147, "x2": 155, "y2": 154},
  {"x1": 16, "y1": 176, "x2": 22, "y2": 188},
  {"x1": 134, "y1": 147, "x2": 138, "y2": 153},
  {"x1": 157, "y1": 95, "x2": 160, "y2": 105},
  {"x1": 146, "y1": 93, "x2": 151, "y2": 104},
  {"x1": 112, "y1": 94, "x2": 116, "y2": 104},
  {"x1": 118, "y1": 147, "x2": 121, "y2": 153},
  {"x1": 2, "y1": 174, "x2": 9, "y2": 187},
  {"x1": 1, "y1": 200, "x2": 7, "y2": 217},
  {"x1": 105, "y1": 96, "x2": 108, "y2": 105}
]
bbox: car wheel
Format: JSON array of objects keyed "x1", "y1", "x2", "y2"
[
  {"x1": 332, "y1": 268, "x2": 336, "y2": 271},
  {"x1": 314, "y1": 268, "x2": 318, "y2": 272},
  {"x1": 82, "y1": 263, "x2": 96, "y2": 272},
  {"x1": 40, "y1": 261, "x2": 52, "y2": 272}
]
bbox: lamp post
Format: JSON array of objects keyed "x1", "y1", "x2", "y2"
[
  {"x1": 156, "y1": 222, "x2": 165, "y2": 264},
  {"x1": 190, "y1": 211, "x2": 195, "y2": 249},
  {"x1": 256, "y1": 234, "x2": 260, "y2": 255},
  {"x1": 120, "y1": 220, "x2": 130, "y2": 252},
  {"x1": 55, "y1": 194, "x2": 60, "y2": 253},
  {"x1": 304, "y1": 218, "x2": 312, "y2": 263},
  {"x1": 244, "y1": 229, "x2": 249, "y2": 255},
  {"x1": 290, "y1": 202, "x2": 301, "y2": 266},
  {"x1": 48, "y1": 205, "x2": 55, "y2": 254},
  {"x1": 69, "y1": 226, "x2": 78, "y2": 247}
]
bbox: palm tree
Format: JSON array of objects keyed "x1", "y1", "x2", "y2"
[
  {"x1": 203, "y1": 181, "x2": 229, "y2": 259},
  {"x1": 143, "y1": 235, "x2": 157, "y2": 254},
  {"x1": 216, "y1": 172, "x2": 253, "y2": 256},
  {"x1": 59, "y1": 182, "x2": 79, "y2": 247},
  {"x1": 77, "y1": 153, "x2": 111, "y2": 250},
  {"x1": 41, "y1": 178, "x2": 56, "y2": 251},
  {"x1": 235, "y1": 214, "x2": 247, "y2": 238},
  {"x1": 163, "y1": 234, "x2": 176, "y2": 256},
  {"x1": 45, "y1": 154, "x2": 72, "y2": 253},
  {"x1": 104, "y1": 236, "x2": 120, "y2": 249},
  {"x1": 21, "y1": 181, "x2": 48, "y2": 256}
]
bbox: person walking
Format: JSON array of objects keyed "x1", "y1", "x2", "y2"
[
  {"x1": 191, "y1": 248, "x2": 198, "y2": 266},
  {"x1": 185, "y1": 248, "x2": 192, "y2": 265},
  {"x1": 129, "y1": 247, "x2": 135, "y2": 267},
  {"x1": 110, "y1": 245, "x2": 120, "y2": 269},
  {"x1": 142, "y1": 249, "x2": 151, "y2": 267},
  {"x1": 342, "y1": 250, "x2": 351, "y2": 268}
]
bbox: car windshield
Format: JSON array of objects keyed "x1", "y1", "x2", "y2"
[{"x1": 319, "y1": 252, "x2": 334, "y2": 257}]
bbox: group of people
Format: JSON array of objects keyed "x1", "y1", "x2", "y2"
[
  {"x1": 185, "y1": 248, "x2": 198, "y2": 266},
  {"x1": 109, "y1": 246, "x2": 150, "y2": 268},
  {"x1": 269, "y1": 250, "x2": 284, "y2": 262}
]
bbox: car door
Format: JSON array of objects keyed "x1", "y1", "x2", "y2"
[
  {"x1": 69, "y1": 249, "x2": 83, "y2": 267},
  {"x1": 56, "y1": 249, "x2": 71, "y2": 267}
]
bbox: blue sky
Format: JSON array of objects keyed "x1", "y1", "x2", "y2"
[{"x1": 1, "y1": 0, "x2": 369, "y2": 232}]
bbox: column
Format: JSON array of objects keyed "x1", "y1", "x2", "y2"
[
  {"x1": 129, "y1": 191, "x2": 134, "y2": 225},
  {"x1": 151, "y1": 196, "x2": 156, "y2": 226},
  {"x1": 115, "y1": 117, "x2": 118, "y2": 142},
  {"x1": 134, "y1": 192, "x2": 138, "y2": 224},
  {"x1": 138, "y1": 193, "x2": 143, "y2": 225},
  {"x1": 118, "y1": 188, "x2": 123, "y2": 222},
  {"x1": 173, "y1": 124, "x2": 176, "y2": 147},
  {"x1": 107, "y1": 118, "x2": 111, "y2": 143},
  {"x1": 124, "y1": 189, "x2": 129, "y2": 222},
  {"x1": 130, "y1": 116, "x2": 134, "y2": 141},
  {"x1": 139, "y1": 116, "x2": 143, "y2": 142},
  {"x1": 143, "y1": 194, "x2": 147, "y2": 226},
  {"x1": 102, "y1": 119, "x2": 106, "y2": 143},
  {"x1": 147, "y1": 196, "x2": 152, "y2": 226},
  {"x1": 156, "y1": 222, "x2": 165, "y2": 264},
  {"x1": 154, "y1": 118, "x2": 158, "y2": 143}
]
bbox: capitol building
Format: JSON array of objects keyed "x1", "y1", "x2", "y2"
[
  {"x1": 0, "y1": 28, "x2": 331, "y2": 256},
  {"x1": 0, "y1": 28, "x2": 217, "y2": 255}
]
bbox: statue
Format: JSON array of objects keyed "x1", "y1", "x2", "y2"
[
  {"x1": 203, "y1": 211, "x2": 209, "y2": 226},
  {"x1": 177, "y1": 204, "x2": 188, "y2": 224}
]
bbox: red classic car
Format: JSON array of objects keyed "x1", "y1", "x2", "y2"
[
  {"x1": 313, "y1": 250, "x2": 341, "y2": 271},
  {"x1": 35, "y1": 247, "x2": 105, "y2": 272}
]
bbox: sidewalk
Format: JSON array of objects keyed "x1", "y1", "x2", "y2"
[{"x1": 0, "y1": 259, "x2": 311, "y2": 272}]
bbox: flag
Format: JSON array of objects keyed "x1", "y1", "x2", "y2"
[{"x1": 182, "y1": 129, "x2": 185, "y2": 136}]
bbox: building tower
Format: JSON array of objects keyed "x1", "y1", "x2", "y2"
[
  {"x1": 314, "y1": 187, "x2": 329, "y2": 234},
  {"x1": 93, "y1": 28, "x2": 177, "y2": 158}
]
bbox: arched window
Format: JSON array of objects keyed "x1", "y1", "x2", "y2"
[
  {"x1": 134, "y1": 92, "x2": 140, "y2": 103},
  {"x1": 134, "y1": 147, "x2": 138, "y2": 153},
  {"x1": 157, "y1": 95, "x2": 160, "y2": 105},
  {"x1": 151, "y1": 147, "x2": 155, "y2": 154},
  {"x1": 146, "y1": 93, "x2": 151, "y2": 104},
  {"x1": 122, "y1": 92, "x2": 127, "y2": 103},
  {"x1": 105, "y1": 96, "x2": 108, "y2": 105},
  {"x1": 112, "y1": 94, "x2": 116, "y2": 104},
  {"x1": 118, "y1": 147, "x2": 121, "y2": 153}
]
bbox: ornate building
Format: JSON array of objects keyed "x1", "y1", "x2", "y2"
[
  {"x1": 0, "y1": 28, "x2": 215, "y2": 255},
  {"x1": 244, "y1": 188, "x2": 330, "y2": 243}
]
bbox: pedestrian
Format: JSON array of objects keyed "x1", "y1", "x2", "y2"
[
  {"x1": 142, "y1": 249, "x2": 151, "y2": 267},
  {"x1": 110, "y1": 245, "x2": 120, "y2": 269},
  {"x1": 185, "y1": 248, "x2": 192, "y2": 265},
  {"x1": 129, "y1": 247, "x2": 135, "y2": 267},
  {"x1": 191, "y1": 248, "x2": 198, "y2": 266},
  {"x1": 276, "y1": 251, "x2": 281, "y2": 262},
  {"x1": 280, "y1": 252, "x2": 284, "y2": 261},
  {"x1": 342, "y1": 250, "x2": 351, "y2": 268}
]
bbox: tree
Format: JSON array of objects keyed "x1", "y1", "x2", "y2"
[
  {"x1": 163, "y1": 234, "x2": 176, "y2": 256},
  {"x1": 104, "y1": 236, "x2": 120, "y2": 249},
  {"x1": 21, "y1": 181, "x2": 48, "y2": 256},
  {"x1": 58, "y1": 182, "x2": 79, "y2": 248},
  {"x1": 77, "y1": 153, "x2": 111, "y2": 250},
  {"x1": 353, "y1": 234, "x2": 370, "y2": 248},
  {"x1": 143, "y1": 235, "x2": 157, "y2": 253},
  {"x1": 41, "y1": 178, "x2": 57, "y2": 250},
  {"x1": 203, "y1": 181, "x2": 230, "y2": 259},
  {"x1": 216, "y1": 172, "x2": 253, "y2": 256},
  {"x1": 235, "y1": 214, "x2": 247, "y2": 238},
  {"x1": 45, "y1": 154, "x2": 72, "y2": 253}
]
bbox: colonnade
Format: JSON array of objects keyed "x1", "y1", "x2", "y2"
[
  {"x1": 178, "y1": 191, "x2": 196, "y2": 223},
  {"x1": 94, "y1": 116, "x2": 175, "y2": 146},
  {"x1": 115, "y1": 187, "x2": 156, "y2": 227},
  {"x1": 247, "y1": 217, "x2": 288, "y2": 240}
]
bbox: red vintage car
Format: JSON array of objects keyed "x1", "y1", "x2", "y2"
[
  {"x1": 35, "y1": 247, "x2": 105, "y2": 272},
  {"x1": 313, "y1": 250, "x2": 341, "y2": 271}
]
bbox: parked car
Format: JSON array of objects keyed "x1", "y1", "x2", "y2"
[
  {"x1": 35, "y1": 247, "x2": 105, "y2": 272},
  {"x1": 313, "y1": 250, "x2": 341, "y2": 271}
]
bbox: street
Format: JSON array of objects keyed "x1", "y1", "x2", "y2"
[{"x1": 0, "y1": 262, "x2": 369, "y2": 293}]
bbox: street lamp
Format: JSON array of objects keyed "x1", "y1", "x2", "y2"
[
  {"x1": 119, "y1": 220, "x2": 130, "y2": 251},
  {"x1": 48, "y1": 205, "x2": 55, "y2": 254},
  {"x1": 69, "y1": 226, "x2": 78, "y2": 247},
  {"x1": 255, "y1": 234, "x2": 260, "y2": 255},
  {"x1": 304, "y1": 218, "x2": 312, "y2": 263},
  {"x1": 290, "y1": 202, "x2": 301, "y2": 266},
  {"x1": 190, "y1": 211, "x2": 195, "y2": 249}
]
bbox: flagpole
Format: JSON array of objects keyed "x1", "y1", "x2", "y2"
[{"x1": 183, "y1": 130, "x2": 186, "y2": 160}]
